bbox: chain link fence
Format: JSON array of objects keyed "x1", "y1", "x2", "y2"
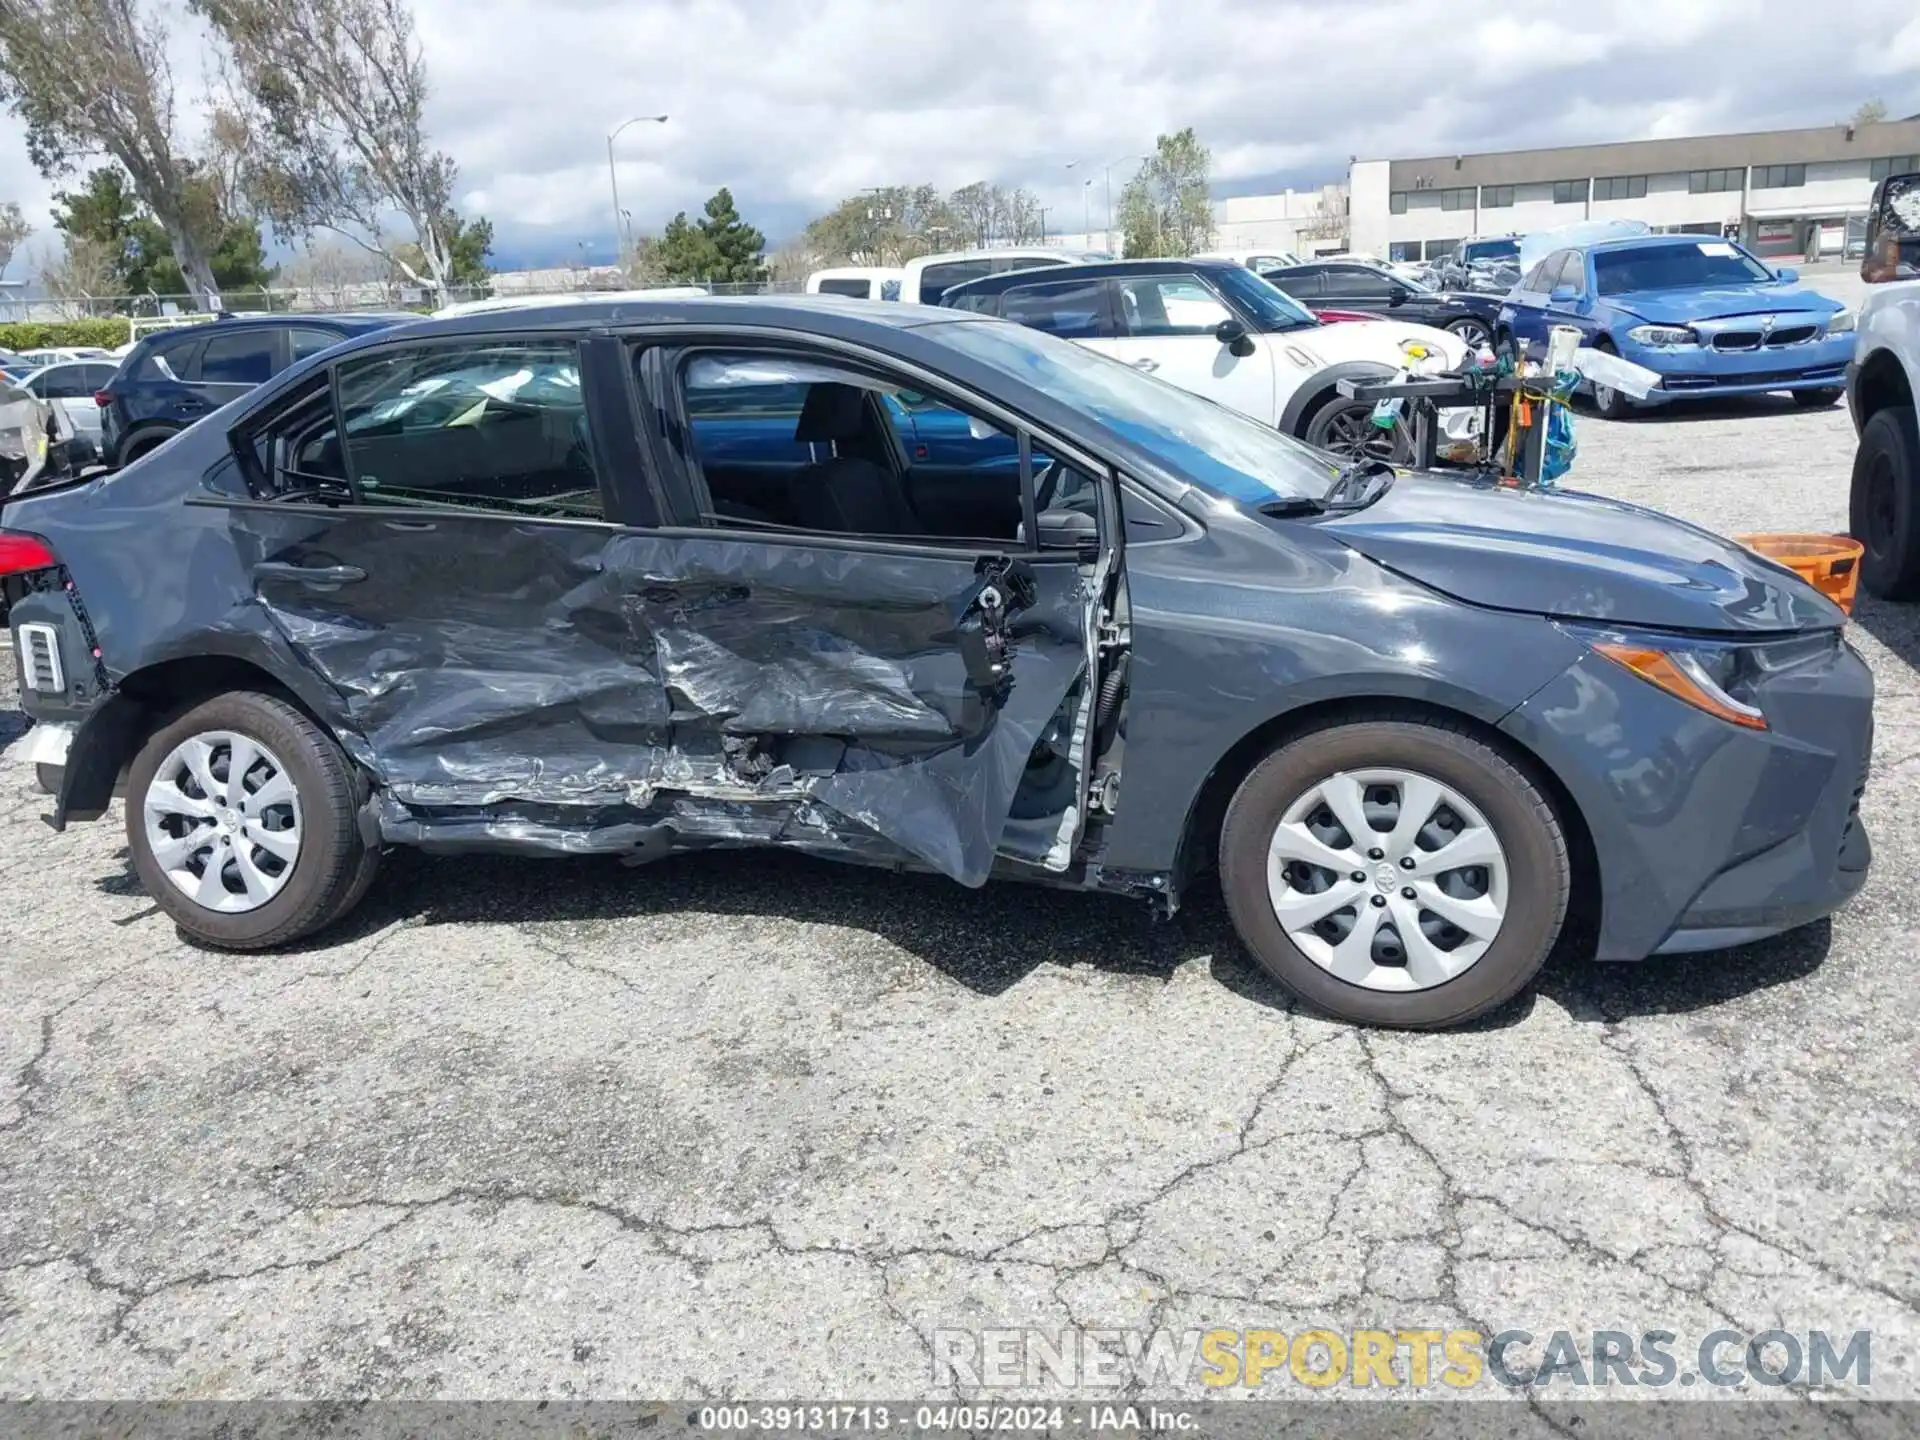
[{"x1": 4, "y1": 271, "x2": 807, "y2": 326}]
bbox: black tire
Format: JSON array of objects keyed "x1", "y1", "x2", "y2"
[
  {"x1": 1850, "y1": 405, "x2": 1920, "y2": 601},
  {"x1": 125, "y1": 691, "x2": 376, "y2": 949},
  {"x1": 1446, "y1": 316, "x2": 1492, "y2": 350},
  {"x1": 1301, "y1": 392, "x2": 1412, "y2": 465},
  {"x1": 1219, "y1": 715, "x2": 1570, "y2": 1030},
  {"x1": 1793, "y1": 387, "x2": 1843, "y2": 409},
  {"x1": 120, "y1": 430, "x2": 176, "y2": 465},
  {"x1": 1587, "y1": 337, "x2": 1636, "y2": 420}
]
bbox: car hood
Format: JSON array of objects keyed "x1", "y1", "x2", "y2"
[
  {"x1": 1318, "y1": 474, "x2": 1842, "y2": 633},
  {"x1": 1291, "y1": 317, "x2": 1469, "y2": 366},
  {"x1": 1605, "y1": 284, "x2": 1838, "y2": 325}
]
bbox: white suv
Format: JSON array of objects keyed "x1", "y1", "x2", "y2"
[
  {"x1": 1848, "y1": 169, "x2": 1920, "y2": 598},
  {"x1": 940, "y1": 258, "x2": 1471, "y2": 460}
]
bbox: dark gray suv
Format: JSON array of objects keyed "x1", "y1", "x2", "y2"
[{"x1": 1, "y1": 297, "x2": 1874, "y2": 1028}]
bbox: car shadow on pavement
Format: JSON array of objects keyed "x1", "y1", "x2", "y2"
[
  {"x1": 1850, "y1": 594, "x2": 1920, "y2": 675},
  {"x1": 1574, "y1": 393, "x2": 1831, "y2": 425},
  {"x1": 204, "y1": 844, "x2": 1836, "y2": 1032}
]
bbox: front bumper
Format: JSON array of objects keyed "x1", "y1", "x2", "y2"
[
  {"x1": 1620, "y1": 332, "x2": 1853, "y2": 402},
  {"x1": 1500, "y1": 633, "x2": 1874, "y2": 962}
]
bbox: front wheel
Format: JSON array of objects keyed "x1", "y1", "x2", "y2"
[
  {"x1": 1219, "y1": 717, "x2": 1570, "y2": 1029},
  {"x1": 1302, "y1": 393, "x2": 1413, "y2": 465},
  {"x1": 126, "y1": 691, "x2": 377, "y2": 949},
  {"x1": 1793, "y1": 387, "x2": 1843, "y2": 409},
  {"x1": 1850, "y1": 405, "x2": 1920, "y2": 600}
]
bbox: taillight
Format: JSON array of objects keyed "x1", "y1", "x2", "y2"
[
  {"x1": 93, "y1": 389, "x2": 112, "y2": 408},
  {"x1": 0, "y1": 531, "x2": 59, "y2": 576}
]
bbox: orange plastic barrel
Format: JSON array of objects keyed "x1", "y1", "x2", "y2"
[{"x1": 1735, "y1": 533, "x2": 1863, "y2": 615}]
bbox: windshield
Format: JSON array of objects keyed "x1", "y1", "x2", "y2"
[
  {"x1": 936, "y1": 319, "x2": 1333, "y2": 503},
  {"x1": 1212, "y1": 266, "x2": 1319, "y2": 330},
  {"x1": 1466, "y1": 239, "x2": 1519, "y2": 262},
  {"x1": 1594, "y1": 241, "x2": 1774, "y2": 295}
]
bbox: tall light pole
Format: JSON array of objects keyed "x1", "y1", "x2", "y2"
[
  {"x1": 1080, "y1": 177, "x2": 1092, "y2": 244},
  {"x1": 607, "y1": 115, "x2": 669, "y2": 253},
  {"x1": 1068, "y1": 153, "x2": 1146, "y2": 254}
]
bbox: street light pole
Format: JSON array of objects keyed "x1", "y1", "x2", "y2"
[{"x1": 607, "y1": 115, "x2": 669, "y2": 253}]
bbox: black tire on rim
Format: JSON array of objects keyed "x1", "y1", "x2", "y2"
[
  {"x1": 1303, "y1": 394, "x2": 1412, "y2": 465},
  {"x1": 1588, "y1": 338, "x2": 1636, "y2": 420},
  {"x1": 1850, "y1": 405, "x2": 1920, "y2": 600},
  {"x1": 1219, "y1": 714, "x2": 1570, "y2": 1029},
  {"x1": 125, "y1": 690, "x2": 377, "y2": 950},
  {"x1": 1447, "y1": 316, "x2": 1492, "y2": 350},
  {"x1": 1793, "y1": 388, "x2": 1843, "y2": 409}
]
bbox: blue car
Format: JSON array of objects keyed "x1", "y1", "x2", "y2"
[{"x1": 1495, "y1": 235, "x2": 1854, "y2": 417}]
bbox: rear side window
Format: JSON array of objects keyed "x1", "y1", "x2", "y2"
[
  {"x1": 1271, "y1": 269, "x2": 1325, "y2": 297},
  {"x1": 998, "y1": 277, "x2": 1111, "y2": 338},
  {"x1": 290, "y1": 327, "x2": 346, "y2": 362},
  {"x1": 335, "y1": 340, "x2": 602, "y2": 518},
  {"x1": 917, "y1": 260, "x2": 991, "y2": 305},
  {"x1": 816, "y1": 278, "x2": 871, "y2": 298},
  {"x1": 34, "y1": 367, "x2": 95, "y2": 399},
  {"x1": 197, "y1": 331, "x2": 278, "y2": 385},
  {"x1": 133, "y1": 337, "x2": 197, "y2": 382}
]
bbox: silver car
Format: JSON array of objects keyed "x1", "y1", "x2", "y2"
[{"x1": 17, "y1": 359, "x2": 117, "y2": 466}]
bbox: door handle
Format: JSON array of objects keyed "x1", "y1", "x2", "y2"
[
  {"x1": 1131, "y1": 358, "x2": 1160, "y2": 372},
  {"x1": 253, "y1": 561, "x2": 366, "y2": 585},
  {"x1": 383, "y1": 519, "x2": 437, "y2": 532}
]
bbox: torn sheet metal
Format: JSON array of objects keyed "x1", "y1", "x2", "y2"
[{"x1": 238, "y1": 511, "x2": 1089, "y2": 887}]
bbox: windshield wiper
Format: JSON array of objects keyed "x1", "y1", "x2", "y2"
[{"x1": 1322, "y1": 457, "x2": 1397, "y2": 508}]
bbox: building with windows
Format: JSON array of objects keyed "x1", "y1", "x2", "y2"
[{"x1": 1348, "y1": 117, "x2": 1920, "y2": 265}]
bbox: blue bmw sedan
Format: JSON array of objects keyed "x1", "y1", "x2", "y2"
[{"x1": 1496, "y1": 234, "x2": 1854, "y2": 416}]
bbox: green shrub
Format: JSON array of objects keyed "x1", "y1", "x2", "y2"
[{"x1": 0, "y1": 319, "x2": 136, "y2": 351}]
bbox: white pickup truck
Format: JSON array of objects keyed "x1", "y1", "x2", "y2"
[{"x1": 1849, "y1": 170, "x2": 1920, "y2": 597}]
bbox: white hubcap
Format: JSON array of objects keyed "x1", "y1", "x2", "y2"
[
  {"x1": 143, "y1": 730, "x2": 303, "y2": 913},
  {"x1": 1266, "y1": 767, "x2": 1509, "y2": 992}
]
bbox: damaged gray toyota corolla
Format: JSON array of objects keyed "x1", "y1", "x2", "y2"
[{"x1": 1, "y1": 297, "x2": 1874, "y2": 1028}]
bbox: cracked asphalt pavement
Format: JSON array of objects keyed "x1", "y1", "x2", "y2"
[{"x1": 2, "y1": 296, "x2": 1916, "y2": 1412}]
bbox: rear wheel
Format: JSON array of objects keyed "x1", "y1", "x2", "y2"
[
  {"x1": 1219, "y1": 716, "x2": 1569, "y2": 1029},
  {"x1": 1850, "y1": 405, "x2": 1920, "y2": 600},
  {"x1": 1793, "y1": 387, "x2": 1843, "y2": 409},
  {"x1": 126, "y1": 691, "x2": 376, "y2": 949},
  {"x1": 1446, "y1": 316, "x2": 1492, "y2": 350}
]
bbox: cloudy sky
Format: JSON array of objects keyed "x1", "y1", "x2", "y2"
[{"x1": 4, "y1": 0, "x2": 1919, "y2": 269}]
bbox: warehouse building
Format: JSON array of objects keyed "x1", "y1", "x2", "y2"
[{"x1": 1348, "y1": 116, "x2": 1920, "y2": 265}]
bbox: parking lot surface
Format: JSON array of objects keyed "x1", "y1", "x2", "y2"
[{"x1": 2, "y1": 301, "x2": 1916, "y2": 1411}]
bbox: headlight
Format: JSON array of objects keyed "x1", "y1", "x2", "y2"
[
  {"x1": 1626, "y1": 323, "x2": 1698, "y2": 347},
  {"x1": 1566, "y1": 626, "x2": 1839, "y2": 731},
  {"x1": 1828, "y1": 307, "x2": 1856, "y2": 334}
]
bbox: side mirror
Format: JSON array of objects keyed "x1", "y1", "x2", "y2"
[
  {"x1": 1214, "y1": 316, "x2": 1256, "y2": 357},
  {"x1": 1035, "y1": 506, "x2": 1097, "y2": 552},
  {"x1": 1387, "y1": 285, "x2": 1409, "y2": 307},
  {"x1": 1549, "y1": 283, "x2": 1579, "y2": 303},
  {"x1": 1773, "y1": 265, "x2": 1799, "y2": 284}
]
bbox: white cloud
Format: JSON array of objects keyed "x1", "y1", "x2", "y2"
[{"x1": 0, "y1": 0, "x2": 1913, "y2": 268}]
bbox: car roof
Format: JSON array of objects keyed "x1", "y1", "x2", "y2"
[
  {"x1": 940, "y1": 256, "x2": 1244, "y2": 299},
  {"x1": 1577, "y1": 233, "x2": 1728, "y2": 254},
  {"x1": 130, "y1": 311, "x2": 412, "y2": 354}
]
